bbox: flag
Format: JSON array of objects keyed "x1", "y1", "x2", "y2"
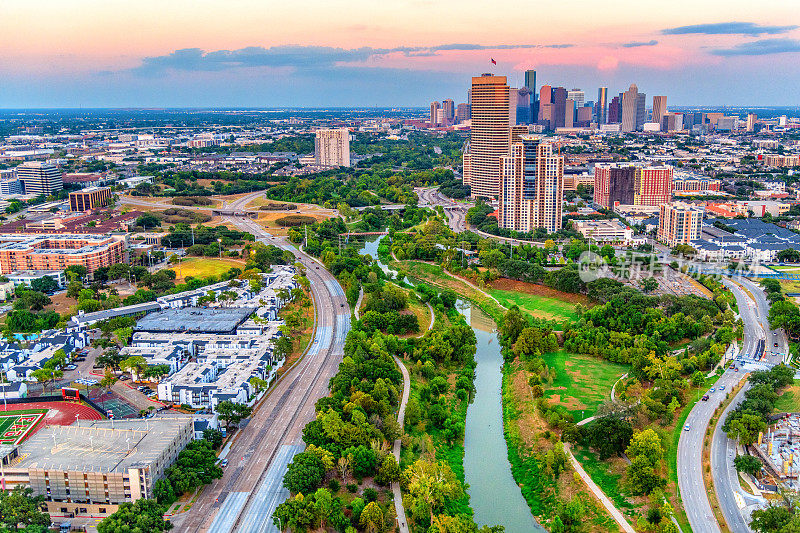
[{"x1": 491, "y1": 58, "x2": 496, "y2": 65}]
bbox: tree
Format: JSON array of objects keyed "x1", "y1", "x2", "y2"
[
  {"x1": 216, "y1": 400, "x2": 252, "y2": 428},
  {"x1": 64, "y1": 264, "x2": 88, "y2": 282},
  {"x1": 582, "y1": 416, "x2": 633, "y2": 459},
  {"x1": 66, "y1": 280, "x2": 83, "y2": 299},
  {"x1": 97, "y1": 498, "x2": 172, "y2": 533},
  {"x1": 30, "y1": 276, "x2": 58, "y2": 294},
  {"x1": 0, "y1": 486, "x2": 50, "y2": 530},
  {"x1": 203, "y1": 428, "x2": 224, "y2": 449},
  {"x1": 13, "y1": 290, "x2": 50, "y2": 311},
  {"x1": 640, "y1": 277, "x2": 659, "y2": 293},
  {"x1": 403, "y1": 459, "x2": 463, "y2": 523},
  {"x1": 360, "y1": 501, "x2": 385, "y2": 533},
  {"x1": 750, "y1": 505, "x2": 794, "y2": 533},
  {"x1": 728, "y1": 413, "x2": 767, "y2": 445},
  {"x1": 136, "y1": 213, "x2": 161, "y2": 229},
  {"x1": 31, "y1": 366, "x2": 62, "y2": 393},
  {"x1": 120, "y1": 355, "x2": 147, "y2": 380},
  {"x1": 626, "y1": 429, "x2": 665, "y2": 495},
  {"x1": 283, "y1": 451, "x2": 326, "y2": 495},
  {"x1": 734, "y1": 455, "x2": 763, "y2": 477}
]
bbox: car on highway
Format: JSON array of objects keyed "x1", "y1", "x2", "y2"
[
  {"x1": 684, "y1": 424, "x2": 691, "y2": 431},
  {"x1": 729, "y1": 363, "x2": 736, "y2": 369},
  {"x1": 719, "y1": 385, "x2": 725, "y2": 391},
  {"x1": 220, "y1": 458, "x2": 228, "y2": 467},
  {"x1": 735, "y1": 366, "x2": 739, "y2": 372},
  {"x1": 709, "y1": 387, "x2": 715, "y2": 393},
  {"x1": 702, "y1": 394, "x2": 709, "y2": 401},
  {"x1": 775, "y1": 342, "x2": 779, "y2": 347}
]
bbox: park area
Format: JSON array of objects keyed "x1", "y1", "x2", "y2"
[
  {"x1": 774, "y1": 380, "x2": 800, "y2": 413},
  {"x1": 540, "y1": 351, "x2": 629, "y2": 421},
  {"x1": 172, "y1": 257, "x2": 245, "y2": 282},
  {"x1": 487, "y1": 279, "x2": 590, "y2": 323}
]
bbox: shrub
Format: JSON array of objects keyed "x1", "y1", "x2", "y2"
[
  {"x1": 259, "y1": 203, "x2": 297, "y2": 211},
  {"x1": 173, "y1": 196, "x2": 213, "y2": 206},
  {"x1": 275, "y1": 215, "x2": 316, "y2": 227}
]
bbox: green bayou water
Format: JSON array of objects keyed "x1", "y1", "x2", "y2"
[
  {"x1": 458, "y1": 301, "x2": 545, "y2": 533},
  {"x1": 356, "y1": 237, "x2": 542, "y2": 531}
]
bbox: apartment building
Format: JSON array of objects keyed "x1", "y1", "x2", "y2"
[
  {"x1": 593, "y1": 163, "x2": 673, "y2": 208},
  {"x1": 0, "y1": 234, "x2": 126, "y2": 274},
  {"x1": 314, "y1": 128, "x2": 350, "y2": 167},
  {"x1": 657, "y1": 202, "x2": 704, "y2": 247}
]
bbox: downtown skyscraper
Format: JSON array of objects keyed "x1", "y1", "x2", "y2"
[{"x1": 462, "y1": 74, "x2": 512, "y2": 198}]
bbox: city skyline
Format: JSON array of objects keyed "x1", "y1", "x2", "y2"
[{"x1": 2, "y1": 0, "x2": 800, "y2": 108}]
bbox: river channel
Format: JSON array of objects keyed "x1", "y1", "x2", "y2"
[{"x1": 357, "y1": 236, "x2": 543, "y2": 532}]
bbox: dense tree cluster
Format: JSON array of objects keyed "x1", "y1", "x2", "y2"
[{"x1": 724, "y1": 365, "x2": 795, "y2": 444}]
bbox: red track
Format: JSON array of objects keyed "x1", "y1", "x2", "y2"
[{"x1": 0, "y1": 401, "x2": 102, "y2": 437}]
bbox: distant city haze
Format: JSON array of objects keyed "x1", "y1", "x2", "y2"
[{"x1": 2, "y1": 0, "x2": 800, "y2": 107}]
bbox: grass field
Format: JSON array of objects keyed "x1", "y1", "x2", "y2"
[
  {"x1": 779, "y1": 279, "x2": 800, "y2": 293},
  {"x1": 0, "y1": 409, "x2": 46, "y2": 444},
  {"x1": 775, "y1": 380, "x2": 800, "y2": 413},
  {"x1": 572, "y1": 446, "x2": 642, "y2": 519},
  {"x1": 540, "y1": 351, "x2": 628, "y2": 419},
  {"x1": 488, "y1": 289, "x2": 579, "y2": 322},
  {"x1": 172, "y1": 258, "x2": 245, "y2": 281}
]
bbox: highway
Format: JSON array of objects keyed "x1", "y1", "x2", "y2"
[
  {"x1": 710, "y1": 278, "x2": 788, "y2": 533},
  {"x1": 175, "y1": 191, "x2": 351, "y2": 533},
  {"x1": 415, "y1": 186, "x2": 470, "y2": 232},
  {"x1": 678, "y1": 276, "x2": 787, "y2": 533}
]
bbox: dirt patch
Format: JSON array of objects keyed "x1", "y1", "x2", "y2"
[{"x1": 489, "y1": 278, "x2": 592, "y2": 305}]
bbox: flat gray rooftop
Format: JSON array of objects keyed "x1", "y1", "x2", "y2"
[
  {"x1": 15, "y1": 417, "x2": 191, "y2": 473},
  {"x1": 134, "y1": 307, "x2": 257, "y2": 334}
]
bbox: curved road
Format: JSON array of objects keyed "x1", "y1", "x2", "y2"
[
  {"x1": 678, "y1": 276, "x2": 786, "y2": 533},
  {"x1": 175, "y1": 192, "x2": 351, "y2": 533}
]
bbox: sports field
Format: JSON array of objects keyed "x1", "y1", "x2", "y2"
[{"x1": 0, "y1": 409, "x2": 46, "y2": 444}]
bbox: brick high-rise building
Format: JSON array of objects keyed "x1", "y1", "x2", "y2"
[
  {"x1": 442, "y1": 99, "x2": 455, "y2": 124},
  {"x1": 658, "y1": 202, "x2": 704, "y2": 247},
  {"x1": 463, "y1": 74, "x2": 511, "y2": 198},
  {"x1": 499, "y1": 135, "x2": 564, "y2": 233},
  {"x1": 607, "y1": 96, "x2": 621, "y2": 123},
  {"x1": 430, "y1": 101, "x2": 441, "y2": 126},
  {"x1": 456, "y1": 103, "x2": 470, "y2": 123},
  {"x1": 593, "y1": 163, "x2": 673, "y2": 208}
]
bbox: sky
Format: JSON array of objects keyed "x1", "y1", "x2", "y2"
[{"x1": 1, "y1": 0, "x2": 799, "y2": 108}]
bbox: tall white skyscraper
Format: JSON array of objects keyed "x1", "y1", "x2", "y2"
[{"x1": 314, "y1": 128, "x2": 350, "y2": 167}]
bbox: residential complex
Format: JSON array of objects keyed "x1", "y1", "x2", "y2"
[
  {"x1": 657, "y1": 202, "x2": 704, "y2": 247},
  {"x1": 593, "y1": 163, "x2": 673, "y2": 208},
  {"x1": 1, "y1": 417, "x2": 193, "y2": 517},
  {"x1": 314, "y1": 127, "x2": 350, "y2": 167},
  {"x1": 499, "y1": 135, "x2": 564, "y2": 233},
  {"x1": 463, "y1": 74, "x2": 512, "y2": 199},
  {"x1": 0, "y1": 234, "x2": 126, "y2": 274}
]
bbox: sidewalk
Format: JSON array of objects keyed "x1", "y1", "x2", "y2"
[
  {"x1": 565, "y1": 443, "x2": 636, "y2": 533},
  {"x1": 392, "y1": 355, "x2": 411, "y2": 533}
]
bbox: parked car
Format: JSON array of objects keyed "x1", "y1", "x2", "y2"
[
  {"x1": 64, "y1": 364, "x2": 77, "y2": 371},
  {"x1": 221, "y1": 459, "x2": 228, "y2": 467}
]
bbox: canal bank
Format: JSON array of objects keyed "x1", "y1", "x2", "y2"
[{"x1": 459, "y1": 301, "x2": 546, "y2": 532}]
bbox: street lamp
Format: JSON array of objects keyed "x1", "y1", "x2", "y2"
[{"x1": 218, "y1": 238, "x2": 222, "y2": 259}]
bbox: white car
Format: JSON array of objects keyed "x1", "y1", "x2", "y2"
[{"x1": 684, "y1": 424, "x2": 691, "y2": 431}]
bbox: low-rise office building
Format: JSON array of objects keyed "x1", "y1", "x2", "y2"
[{"x1": 0, "y1": 234, "x2": 126, "y2": 275}]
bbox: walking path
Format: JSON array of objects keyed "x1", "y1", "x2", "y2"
[
  {"x1": 564, "y1": 443, "x2": 636, "y2": 533},
  {"x1": 391, "y1": 355, "x2": 411, "y2": 533},
  {"x1": 354, "y1": 288, "x2": 364, "y2": 319}
]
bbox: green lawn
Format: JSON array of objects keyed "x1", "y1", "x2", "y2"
[
  {"x1": 775, "y1": 380, "x2": 800, "y2": 413},
  {"x1": 572, "y1": 446, "x2": 642, "y2": 519},
  {"x1": 540, "y1": 351, "x2": 628, "y2": 420},
  {"x1": 489, "y1": 289, "x2": 579, "y2": 322},
  {"x1": 172, "y1": 258, "x2": 244, "y2": 281}
]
